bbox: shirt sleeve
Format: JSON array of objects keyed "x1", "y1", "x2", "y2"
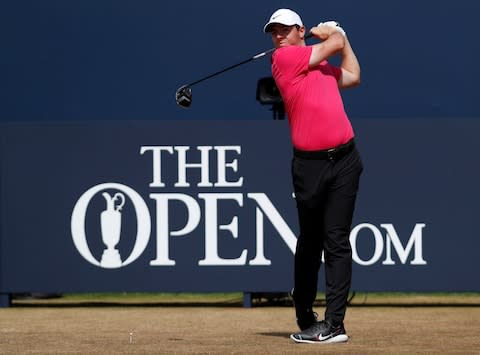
[
  {"x1": 329, "y1": 65, "x2": 342, "y2": 81},
  {"x1": 272, "y1": 46, "x2": 312, "y2": 83}
]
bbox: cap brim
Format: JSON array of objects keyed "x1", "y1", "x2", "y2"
[
  {"x1": 263, "y1": 22, "x2": 275, "y2": 33},
  {"x1": 263, "y1": 21, "x2": 299, "y2": 33}
]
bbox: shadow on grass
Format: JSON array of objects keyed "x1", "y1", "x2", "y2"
[{"x1": 257, "y1": 332, "x2": 291, "y2": 339}]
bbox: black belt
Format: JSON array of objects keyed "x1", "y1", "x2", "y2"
[{"x1": 294, "y1": 139, "x2": 355, "y2": 161}]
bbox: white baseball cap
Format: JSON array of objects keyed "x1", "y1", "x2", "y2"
[{"x1": 263, "y1": 9, "x2": 304, "y2": 33}]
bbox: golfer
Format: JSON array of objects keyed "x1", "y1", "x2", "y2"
[{"x1": 264, "y1": 9, "x2": 363, "y2": 344}]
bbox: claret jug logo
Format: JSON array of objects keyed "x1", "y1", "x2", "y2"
[
  {"x1": 99, "y1": 192, "x2": 125, "y2": 267},
  {"x1": 71, "y1": 183, "x2": 151, "y2": 269}
]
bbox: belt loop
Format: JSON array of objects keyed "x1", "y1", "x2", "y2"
[{"x1": 327, "y1": 148, "x2": 335, "y2": 161}]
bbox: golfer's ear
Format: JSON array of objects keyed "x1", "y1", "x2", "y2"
[{"x1": 298, "y1": 26, "x2": 306, "y2": 39}]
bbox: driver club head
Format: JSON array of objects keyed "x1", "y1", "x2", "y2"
[{"x1": 175, "y1": 85, "x2": 192, "y2": 108}]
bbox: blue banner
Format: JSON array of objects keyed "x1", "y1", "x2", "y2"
[{"x1": 0, "y1": 119, "x2": 478, "y2": 294}]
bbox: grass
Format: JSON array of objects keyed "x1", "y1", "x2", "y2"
[{"x1": 10, "y1": 291, "x2": 480, "y2": 307}]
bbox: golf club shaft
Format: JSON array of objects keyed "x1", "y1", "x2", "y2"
[
  {"x1": 185, "y1": 49, "x2": 274, "y2": 88},
  {"x1": 184, "y1": 33, "x2": 314, "y2": 88}
]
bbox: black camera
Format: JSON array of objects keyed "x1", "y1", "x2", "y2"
[{"x1": 256, "y1": 77, "x2": 285, "y2": 120}]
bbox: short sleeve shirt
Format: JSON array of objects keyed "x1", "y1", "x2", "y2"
[{"x1": 271, "y1": 45, "x2": 354, "y2": 150}]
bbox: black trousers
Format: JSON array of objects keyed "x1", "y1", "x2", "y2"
[{"x1": 291, "y1": 143, "x2": 363, "y2": 324}]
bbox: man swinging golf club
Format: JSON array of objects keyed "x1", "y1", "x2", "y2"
[{"x1": 263, "y1": 8, "x2": 363, "y2": 344}]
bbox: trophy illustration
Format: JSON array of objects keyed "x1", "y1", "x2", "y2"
[{"x1": 100, "y1": 192, "x2": 125, "y2": 268}]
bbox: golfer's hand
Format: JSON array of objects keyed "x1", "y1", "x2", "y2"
[{"x1": 312, "y1": 21, "x2": 346, "y2": 39}]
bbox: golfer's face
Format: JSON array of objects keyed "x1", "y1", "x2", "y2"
[{"x1": 270, "y1": 24, "x2": 304, "y2": 48}]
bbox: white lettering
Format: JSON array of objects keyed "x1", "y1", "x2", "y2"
[
  {"x1": 214, "y1": 146, "x2": 243, "y2": 187},
  {"x1": 247, "y1": 193, "x2": 297, "y2": 255},
  {"x1": 350, "y1": 223, "x2": 384, "y2": 266},
  {"x1": 248, "y1": 207, "x2": 272, "y2": 265},
  {"x1": 149, "y1": 193, "x2": 201, "y2": 266},
  {"x1": 140, "y1": 146, "x2": 174, "y2": 187},
  {"x1": 73, "y1": 185, "x2": 428, "y2": 269},
  {"x1": 174, "y1": 146, "x2": 213, "y2": 187},
  {"x1": 198, "y1": 193, "x2": 247, "y2": 266},
  {"x1": 381, "y1": 223, "x2": 427, "y2": 265}
]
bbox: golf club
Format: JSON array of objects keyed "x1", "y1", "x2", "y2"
[{"x1": 175, "y1": 33, "x2": 313, "y2": 108}]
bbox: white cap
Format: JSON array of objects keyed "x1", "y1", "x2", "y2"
[{"x1": 263, "y1": 9, "x2": 303, "y2": 33}]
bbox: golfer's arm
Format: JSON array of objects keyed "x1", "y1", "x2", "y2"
[
  {"x1": 308, "y1": 30, "x2": 345, "y2": 68},
  {"x1": 338, "y1": 36, "x2": 361, "y2": 88}
]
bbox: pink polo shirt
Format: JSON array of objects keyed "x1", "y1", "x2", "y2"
[{"x1": 272, "y1": 45, "x2": 354, "y2": 151}]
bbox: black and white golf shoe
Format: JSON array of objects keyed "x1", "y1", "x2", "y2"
[{"x1": 290, "y1": 319, "x2": 349, "y2": 344}]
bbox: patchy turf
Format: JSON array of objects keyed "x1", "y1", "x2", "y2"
[{"x1": 1, "y1": 293, "x2": 479, "y2": 354}]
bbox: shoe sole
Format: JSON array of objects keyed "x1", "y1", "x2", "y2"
[{"x1": 290, "y1": 333, "x2": 349, "y2": 344}]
